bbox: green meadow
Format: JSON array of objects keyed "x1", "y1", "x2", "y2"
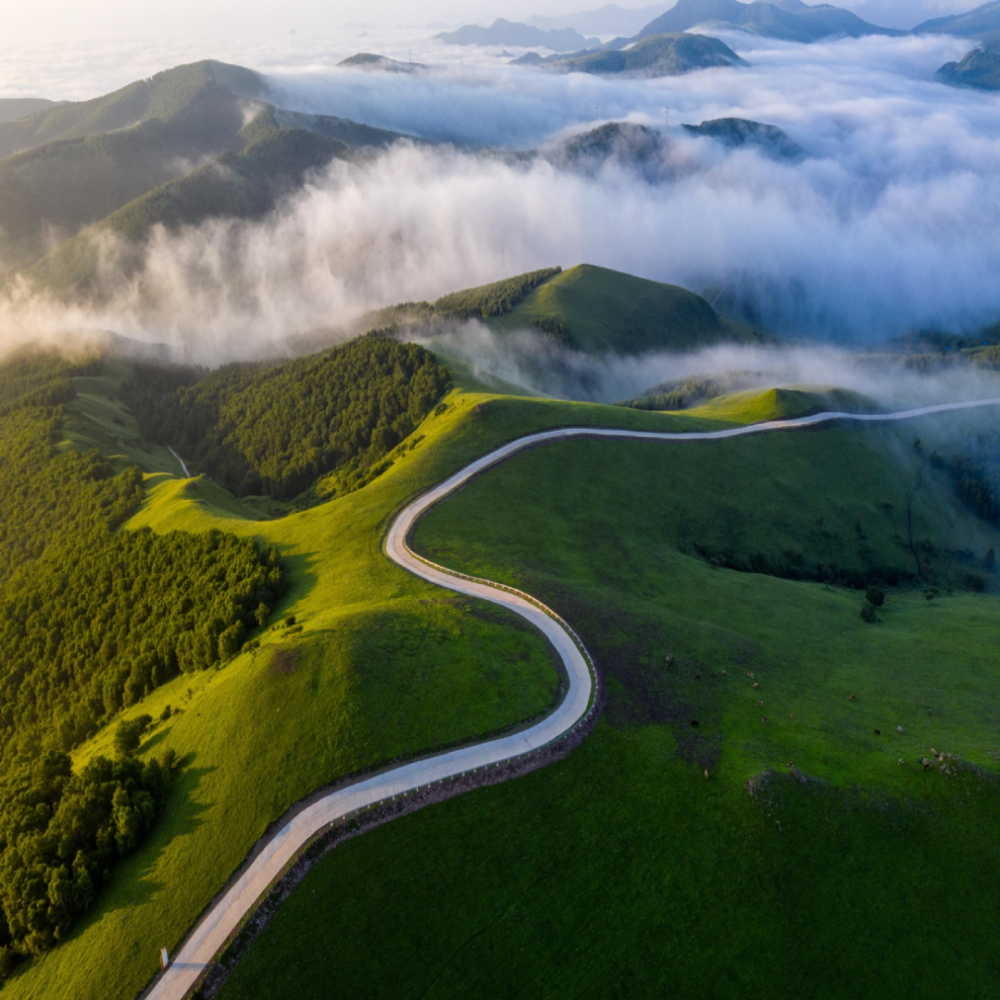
[
  {"x1": 215, "y1": 412, "x2": 1000, "y2": 1000},
  {"x1": 1, "y1": 369, "x2": 711, "y2": 1000}
]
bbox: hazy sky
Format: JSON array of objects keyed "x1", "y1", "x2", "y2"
[{"x1": 2, "y1": 0, "x2": 985, "y2": 38}]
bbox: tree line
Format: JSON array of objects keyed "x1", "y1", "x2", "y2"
[
  {"x1": 0, "y1": 350, "x2": 286, "y2": 970},
  {"x1": 122, "y1": 334, "x2": 450, "y2": 500}
]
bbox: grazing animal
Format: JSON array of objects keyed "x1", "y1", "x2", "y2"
[
  {"x1": 849, "y1": 694, "x2": 856, "y2": 701},
  {"x1": 874, "y1": 729, "x2": 881, "y2": 735},
  {"x1": 762, "y1": 716, "x2": 768, "y2": 722},
  {"x1": 712, "y1": 671, "x2": 717, "y2": 677},
  {"x1": 690, "y1": 719, "x2": 699, "y2": 727},
  {"x1": 897, "y1": 725, "x2": 903, "y2": 733},
  {"x1": 753, "y1": 682, "x2": 759, "y2": 689},
  {"x1": 704, "y1": 768, "x2": 709, "y2": 779},
  {"x1": 695, "y1": 673, "x2": 701, "y2": 679},
  {"x1": 756, "y1": 700, "x2": 763, "y2": 708},
  {"x1": 931, "y1": 748, "x2": 938, "y2": 757},
  {"x1": 899, "y1": 758, "x2": 904, "y2": 764},
  {"x1": 665, "y1": 655, "x2": 674, "y2": 665},
  {"x1": 748, "y1": 672, "x2": 755, "y2": 679},
  {"x1": 922, "y1": 758, "x2": 931, "y2": 770},
  {"x1": 721, "y1": 670, "x2": 727, "y2": 675}
]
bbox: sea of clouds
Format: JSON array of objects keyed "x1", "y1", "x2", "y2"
[{"x1": 2, "y1": 27, "x2": 1000, "y2": 393}]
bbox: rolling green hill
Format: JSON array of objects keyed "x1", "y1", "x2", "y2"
[
  {"x1": 217, "y1": 402, "x2": 1000, "y2": 1000},
  {"x1": 487, "y1": 263, "x2": 760, "y2": 354},
  {"x1": 543, "y1": 32, "x2": 746, "y2": 75},
  {"x1": 3, "y1": 335, "x2": 1000, "y2": 999},
  {"x1": 675, "y1": 385, "x2": 875, "y2": 423}
]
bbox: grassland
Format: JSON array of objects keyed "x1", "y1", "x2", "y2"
[
  {"x1": 487, "y1": 264, "x2": 761, "y2": 354},
  {"x1": 679, "y1": 385, "x2": 874, "y2": 424},
  {"x1": 0, "y1": 371, "x2": 720, "y2": 1000},
  {"x1": 215, "y1": 410, "x2": 1000, "y2": 1000}
]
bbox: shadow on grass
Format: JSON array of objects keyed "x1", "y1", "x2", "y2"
[{"x1": 272, "y1": 548, "x2": 318, "y2": 614}]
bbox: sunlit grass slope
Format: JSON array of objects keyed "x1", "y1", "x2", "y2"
[
  {"x1": 1, "y1": 385, "x2": 711, "y2": 1000},
  {"x1": 488, "y1": 263, "x2": 760, "y2": 354},
  {"x1": 219, "y1": 412, "x2": 1000, "y2": 1000},
  {"x1": 680, "y1": 384, "x2": 874, "y2": 424}
]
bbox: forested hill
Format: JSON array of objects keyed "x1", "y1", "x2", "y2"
[
  {"x1": 123, "y1": 335, "x2": 450, "y2": 502},
  {"x1": 0, "y1": 350, "x2": 285, "y2": 975}
]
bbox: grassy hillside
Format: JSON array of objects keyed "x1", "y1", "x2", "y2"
[
  {"x1": 549, "y1": 32, "x2": 746, "y2": 76},
  {"x1": 0, "y1": 353, "x2": 291, "y2": 978},
  {"x1": 0, "y1": 362, "x2": 716, "y2": 1000},
  {"x1": 217, "y1": 409, "x2": 1000, "y2": 1000},
  {"x1": 488, "y1": 263, "x2": 760, "y2": 354},
  {"x1": 678, "y1": 384, "x2": 874, "y2": 423},
  {"x1": 6, "y1": 338, "x2": 998, "y2": 999}
]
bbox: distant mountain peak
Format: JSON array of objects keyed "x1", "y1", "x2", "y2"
[
  {"x1": 636, "y1": 0, "x2": 899, "y2": 42},
  {"x1": 436, "y1": 19, "x2": 601, "y2": 51}
]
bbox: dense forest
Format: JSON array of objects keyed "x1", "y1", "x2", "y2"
[
  {"x1": 0, "y1": 349, "x2": 284, "y2": 971},
  {"x1": 0, "y1": 751, "x2": 173, "y2": 965},
  {"x1": 122, "y1": 335, "x2": 450, "y2": 500}
]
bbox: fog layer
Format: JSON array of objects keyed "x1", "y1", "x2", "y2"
[{"x1": 3, "y1": 33, "x2": 1000, "y2": 365}]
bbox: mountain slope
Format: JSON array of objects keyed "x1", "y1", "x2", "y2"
[
  {"x1": 683, "y1": 117, "x2": 803, "y2": 157},
  {"x1": 25, "y1": 120, "x2": 352, "y2": 302},
  {"x1": 638, "y1": 0, "x2": 898, "y2": 41},
  {"x1": 937, "y1": 43, "x2": 1000, "y2": 88},
  {"x1": 527, "y1": 2, "x2": 674, "y2": 36},
  {"x1": 0, "y1": 62, "x2": 262, "y2": 270},
  {"x1": 543, "y1": 32, "x2": 746, "y2": 75},
  {"x1": 0, "y1": 61, "x2": 406, "y2": 273},
  {"x1": 0, "y1": 60, "x2": 265, "y2": 160},
  {"x1": 436, "y1": 18, "x2": 600, "y2": 50},
  {"x1": 0, "y1": 98, "x2": 62, "y2": 125},
  {"x1": 915, "y1": 1, "x2": 1000, "y2": 37}
]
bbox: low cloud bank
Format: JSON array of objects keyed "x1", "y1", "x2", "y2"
[
  {"x1": 416, "y1": 324, "x2": 1000, "y2": 408},
  {"x1": 2, "y1": 35, "x2": 1000, "y2": 366}
]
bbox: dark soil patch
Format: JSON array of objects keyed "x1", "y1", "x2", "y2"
[{"x1": 270, "y1": 647, "x2": 300, "y2": 676}]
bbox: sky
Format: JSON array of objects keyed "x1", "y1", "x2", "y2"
[{"x1": 1, "y1": 0, "x2": 986, "y2": 54}]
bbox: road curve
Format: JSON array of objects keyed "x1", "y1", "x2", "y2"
[{"x1": 145, "y1": 397, "x2": 1000, "y2": 1000}]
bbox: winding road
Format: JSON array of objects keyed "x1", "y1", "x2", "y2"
[{"x1": 145, "y1": 397, "x2": 1000, "y2": 1000}]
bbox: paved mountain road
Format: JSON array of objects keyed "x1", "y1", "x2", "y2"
[{"x1": 145, "y1": 397, "x2": 1000, "y2": 1000}]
